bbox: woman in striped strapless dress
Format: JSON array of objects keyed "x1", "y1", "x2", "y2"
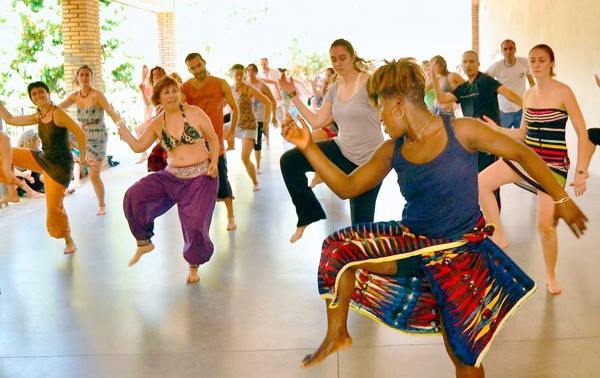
[{"x1": 478, "y1": 44, "x2": 590, "y2": 295}]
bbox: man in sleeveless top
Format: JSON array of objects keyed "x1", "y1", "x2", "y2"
[
  {"x1": 432, "y1": 50, "x2": 523, "y2": 173},
  {"x1": 182, "y1": 52, "x2": 240, "y2": 231},
  {"x1": 486, "y1": 40, "x2": 535, "y2": 129}
]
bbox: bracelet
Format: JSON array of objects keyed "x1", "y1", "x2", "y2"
[
  {"x1": 287, "y1": 90, "x2": 297, "y2": 99},
  {"x1": 576, "y1": 170, "x2": 586, "y2": 175},
  {"x1": 554, "y1": 196, "x2": 571, "y2": 204}
]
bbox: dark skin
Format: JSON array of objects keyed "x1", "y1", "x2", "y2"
[{"x1": 281, "y1": 93, "x2": 587, "y2": 375}]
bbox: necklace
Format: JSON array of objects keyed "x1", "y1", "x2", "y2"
[
  {"x1": 79, "y1": 88, "x2": 92, "y2": 99},
  {"x1": 38, "y1": 105, "x2": 54, "y2": 120},
  {"x1": 405, "y1": 114, "x2": 436, "y2": 144}
]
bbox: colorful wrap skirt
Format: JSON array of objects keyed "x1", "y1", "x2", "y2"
[{"x1": 317, "y1": 217, "x2": 536, "y2": 367}]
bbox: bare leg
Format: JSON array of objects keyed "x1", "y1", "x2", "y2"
[
  {"x1": 88, "y1": 160, "x2": 106, "y2": 215},
  {"x1": 224, "y1": 197, "x2": 236, "y2": 231},
  {"x1": 254, "y1": 149, "x2": 262, "y2": 173},
  {"x1": 128, "y1": 242, "x2": 155, "y2": 266},
  {"x1": 302, "y1": 261, "x2": 397, "y2": 367},
  {"x1": 64, "y1": 233, "x2": 77, "y2": 254},
  {"x1": 187, "y1": 265, "x2": 200, "y2": 284},
  {"x1": 537, "y1": 192, "x2": 561, "y2": 294},
  {"x1": 478, "y1": 160, "x2": 519, "y2": 249},
  {"x1": 0, "y1": 132, "x2": 19, "y2": 193},
  {"x1": 241, "y1": 138, "x2": 259, "y2": 191},
  {"x1": 441, "y1": 319, "x2": 485, "y2": 378},
  {"x1": 17, "y1": 179, "x2": 44, "y2": 198}
]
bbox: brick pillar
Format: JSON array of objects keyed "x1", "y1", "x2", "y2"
[
  {"x1": 61, "y1": 0, "x2": 103, "y2": 93},
  {"x1": 471, "y1": 0, "x2": 480, "y2": 53},
  {"x1": 157, "y1": 12, "x2": 176, "y2": 74}
]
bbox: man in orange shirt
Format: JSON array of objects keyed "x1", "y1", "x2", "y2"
[{"x1": 182, "y1": 52, "x2": 240, "y2": 231}]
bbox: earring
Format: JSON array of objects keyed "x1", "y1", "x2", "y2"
[{"x1": 392, "y1": 106, "x2": 405, "y2": 120}]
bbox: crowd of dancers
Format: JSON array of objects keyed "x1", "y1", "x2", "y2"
[{"x1": 1, "y1": 37, "x2": 600, "y2": 377}]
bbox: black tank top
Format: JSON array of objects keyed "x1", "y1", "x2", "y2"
[{"x1": 31, "y1": 110, "x2": 74, "y2": 187}]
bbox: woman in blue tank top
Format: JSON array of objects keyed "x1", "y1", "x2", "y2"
[{"x1": 281, "y1": 59, "x2": 587, "y2": 376}]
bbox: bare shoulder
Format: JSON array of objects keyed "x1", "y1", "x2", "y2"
[
  {"x1": 452, "y1": 117, "x2": 481, "y2": 136},
  {"x1": 183, "y1": 104, "x2": 210, "y2": 123}
]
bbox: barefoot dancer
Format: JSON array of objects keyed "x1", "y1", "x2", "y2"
[
  {"x1": 0, "y1": 81, "x2": 88, "y2": 254},
  {"x1": 245, "y1": 63, "x2": 277, "y2": 173},
  {"x1": 279, "y1": 39, "x2": 384, "y2": 243},
  {"x1": 281, "y1": 58, "x2": 587, "y2": 375},
  {"x1": 119, "y1": 76, "x2": 220, "y2": 284},
  {"x1": 230, "y1": 64, "x2": 271, "y2": 191},
  {"x1": 59, "y1": 65, "x2": 123, "y2": 216},
  {"x1": 478, "y1": 44, "x2": 591, "y2": 295}
]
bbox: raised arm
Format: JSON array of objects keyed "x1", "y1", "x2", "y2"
[
  {"x1": 53, "y1": 107, "x2": 87, "y2": 163},
  {"x1": 260, "y1": 82, "x2": 278, "y2": 124},
  {"x1": 497, "y1": 85, "x2": 522, "y2": 108},
  {"x1": 247, "y1": 85, "x2": 272, "y2": 125},
  {"x1": 0, "y1": 102, "x2": 39, "y2": 126},
  {"x1": 282, "y1": 114, "x2": 392, "y2": 198},
  {"x1": 118, "y1": 115, "x2": 161, "y2": 153},
  {"x1": 278, "y1": 76, "x2": 332, "y2": 127},
  {"x1": 455, "y1": 118, "x2": 587, "y2": 236},
  {"x1": 57, "y1": 92, "x2": 77, "y2": 109},
  {"x1": 563, "y1": 86, "x2": 593, "y2": 196}
]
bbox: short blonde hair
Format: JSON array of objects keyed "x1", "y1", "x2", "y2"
[{"x1": 367, "y1": 58, "x2": 426, "y2": 107}]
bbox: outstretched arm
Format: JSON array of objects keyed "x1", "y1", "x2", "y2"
[
  {"x1": 279, "y1": 75, "x2": 332, "y2": 127},
  {"x1": 497, "y1": 85, "x2": 522, "y2": 108},
  {"x1": 118, "y1": 116, "x2": 160, "y2": 153},
  {"x1": 455, "y1": 118, "x2": 587, "y2": 236},
  {"x1": 0, "y1": 102, "x2": 39, "y2": 126},
  {"x1": 248, "y1": 85, "x2": 272, "y2": 125},
  {"x1": 57, "y1": 92, "x2": 77, "y2": 109},
  {"x1": 95, "y1": 91, "x2": 122, "y2": 125},
  {"x1": 281, "y1": 114, "x2": 392, "y2": 198}
]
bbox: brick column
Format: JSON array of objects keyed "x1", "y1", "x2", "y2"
[
  {"x1": 61, "y1": 0, "x2": 103, "y2": 93},
  {"x1": 157, "y1": 12, "x2": 176, "y2": 73},
  {"x1": 471, "y1": 0, "x2": 480, "y2": 53}
]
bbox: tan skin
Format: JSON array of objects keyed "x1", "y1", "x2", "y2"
[
  {"x1": 0, "y1": 87, "x2": 88, "y2": 254},
  {"x1": 185, "y1": 56, "x2": 238, "y2": 230},
  {"x1": 478, "y1": 47, "x2": 593, "y2": 295},
  {"x1": 245, "y1": 66, "x2": 277, "y2": 170},
  {"x1": 577, "y1": 73, "x2": 600, "y2": 170},
  {"x1": 118, "y1": 83, "x2": 219, "y2": 284},
  {"x1": 281, "y1": 87, "x2": 587, "y2": 374},
  {"x1": 433, "y1": 51, "x2": 523, "y2": 109},
  {"x1": 429, "y1": 59, "x2": 466, "y2": 113},
  {"x1": 278, "y1": 44, "x2": 369, "y2": 242},
  {"x1": 58, "y1": 67, "x2": 122, "y2": 216}
]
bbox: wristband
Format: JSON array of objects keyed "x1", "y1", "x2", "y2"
[{"x1": 554, "y1": 196, "x2": 571, "y2": 204}]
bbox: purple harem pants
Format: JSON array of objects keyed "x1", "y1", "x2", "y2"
[{"x1": 123, "y1": 169, "x2": 218, "y2": 266}]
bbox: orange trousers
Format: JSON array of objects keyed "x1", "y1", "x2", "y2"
[{"x1": 10, "y1": 148, "x2": 71, "y2": 239}]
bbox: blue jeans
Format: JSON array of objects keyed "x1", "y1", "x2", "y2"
[{"x1": 499, "y1": 109, "x2": 523, "y2": 129}]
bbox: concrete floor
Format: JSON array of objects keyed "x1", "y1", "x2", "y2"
[{"x1": 1, "y1": 136, "x2": 599, "y2": 378}]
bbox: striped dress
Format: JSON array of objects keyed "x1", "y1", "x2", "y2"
[{"x1": 504, "y1": 108, "x2": 569, "y2": 193}]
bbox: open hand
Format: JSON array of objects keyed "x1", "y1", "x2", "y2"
[
  {"x1": 481, "y1": 115, "x2": 500, "y2": 129},
  {"x1": 554, "y1": 198, "x2": 588, "y2": 238},
  {"x1": 570, "y1": 173, "x2": 588, "y2": 196},
  {"x1": 278, "y1": 75, "x2": 297, "y2": 95},
  {"x1": 281, "y1": 113, "x2": 312, "y2": 151}
]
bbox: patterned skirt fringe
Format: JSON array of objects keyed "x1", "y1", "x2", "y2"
[{"x1": 317, "y1": 217, "x2": 536, "y2": 367}]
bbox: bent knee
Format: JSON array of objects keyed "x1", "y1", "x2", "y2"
[{"x1": 537, "y1": 222, "x2": 557, "y2": 238}]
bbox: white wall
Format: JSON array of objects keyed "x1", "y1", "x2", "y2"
[{"x1": 480, "y1": 0, "x2": 600, "y2": 174}]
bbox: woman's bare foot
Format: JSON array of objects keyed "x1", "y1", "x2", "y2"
[
  {"x1": 547, "y1": 278, "x2": 562, "y2": 295},
  {"x1": 187, "y1": 266, "x2": 200, "y2": 284},
  {"x1": 64, "y1": 236, "x2": 77, "y2": 254},
  {"x1": 6, "y1": 186, "x2": 20, "y2": 203},
  {"x1": 128, "y1": 243, "x2": 155, "y2": 266},
  {"x1": 227, "y1": 218, "x2": 237, "y2": 231},
  {"x1": 301, "y1": 334, "x2": 352, "y2": 368},
  {"x1": 97, "y1": 206, "x2": 106, "y2": 216},
  {"x1": 25, "y1": 191, "x2": 45, "y2": 199},
  {"x1": 290, "y1": 226, "x2": 307, "y2": 243}
]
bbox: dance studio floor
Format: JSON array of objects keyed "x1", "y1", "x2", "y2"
[{"x1": 1, "y1": 136, "x2": 599, "y2": 378}]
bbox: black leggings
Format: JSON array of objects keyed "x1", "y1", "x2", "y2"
[
  {"x1": 280, "y1": 140, "x2": 381, "y2": 227},
  {"x1": 589, "y1": 128, "x2": 600, "y2": 146},
  {"x1": 254, "y1": 122, "x2": 264, "y2": 151}
]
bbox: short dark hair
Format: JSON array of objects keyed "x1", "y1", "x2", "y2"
[
  {"x1": 27, "y1": 81, "x2": 50, "y2": 100},
  {"x1": 149, "y1": 66, "x2": 166, "y2": 86},
  {"x1": 501, "y1": 39, "x2": 516, "y2": 48},
  {"x1": 246, "y1": 63, "x2": 258, "y2": 72},
  {"x1": 230, "y1": 64, "x2": 245, "y2": 73},
  {"x1": 185, "y1": 52, "x2": 205, "y2": 63}
]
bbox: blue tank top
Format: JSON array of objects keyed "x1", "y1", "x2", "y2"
[{"x1": 392, "y1": 115, "x2": 480, "y2": 239}]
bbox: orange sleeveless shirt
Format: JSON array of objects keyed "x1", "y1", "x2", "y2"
[{"x1": 182, "y1": 76, "x2": 225, "y2": 155}]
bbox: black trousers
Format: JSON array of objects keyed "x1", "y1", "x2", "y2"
[
  {"x1": 280, "y1": 140, "x2": 381, "y2": 227},
  {"x1": 589, "y1": 128, "x2": 600, "y2": 146}
]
